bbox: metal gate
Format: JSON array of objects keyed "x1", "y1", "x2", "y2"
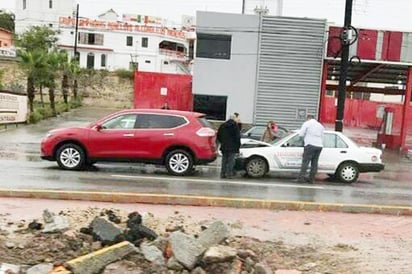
[{"x1": 254, "y1": 16, "x2": 327, "y2": 130}]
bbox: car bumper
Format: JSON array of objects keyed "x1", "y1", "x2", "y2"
[
  {"x1": 235, "y1": 157, "x2": 246, "y2": 170},
  {"x1": 358, "y1": 163, "x2": 385, "y2": 172},
  {"x1": 196, "y1": 155, "x2": 217, "y2": 165},
  {"x1": 41, "y1": 155, "x2": 54, "y2": 161}
]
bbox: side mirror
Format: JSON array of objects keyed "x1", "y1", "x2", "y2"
[{"x1": 95, "y1": 124, "x2": 103, "y2": 131}]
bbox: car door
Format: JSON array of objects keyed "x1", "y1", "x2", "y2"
[
  {"x1": 87, "y1": 113, "x2": 138, "y2": 158},
  {"x1": 318, "y1": 132, "x2": 350, "y2": 172},
  {"x1": 272, "y1": 134, "x2": 304, "y2": 171},
  {"x1": 134, "y1": 113, "x2": 187, "y2": 158}
]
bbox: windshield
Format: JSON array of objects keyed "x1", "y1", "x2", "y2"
[{"x1": 270, "y1": 131, "x2": 295, "y2": 146}]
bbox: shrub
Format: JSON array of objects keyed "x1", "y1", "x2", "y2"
[
  {"x1": 29, "y1": 110, "x2": 43, "y2": 123},
  {"x1": 114, "y1": 69, "x2": 134, "y2": 79}
]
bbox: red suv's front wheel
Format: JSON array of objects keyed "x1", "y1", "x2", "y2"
[{"x1": 165, "y1": 149, "x2": 194, "y2": 176}]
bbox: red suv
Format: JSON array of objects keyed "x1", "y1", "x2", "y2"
[{"x1": 41, "y1": 109, "x2": 217, "y2": 175}]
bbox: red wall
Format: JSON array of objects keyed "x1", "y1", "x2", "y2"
[
  {"x1": 327, "y1": 26, "x2": 405, "y2": 62},
  {"x1": 320, "y1": 96, "x2": 412, "y2": 134},
  {"x1": 134, "y1": 71, "x2": 193, "y2": 110}
]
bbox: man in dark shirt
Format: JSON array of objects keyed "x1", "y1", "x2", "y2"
[{"x1": 217, "y1": 115, "x2": 241, "y2": 179}]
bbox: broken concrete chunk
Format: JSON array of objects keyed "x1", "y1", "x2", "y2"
[
  {"x1": 203, "y1": 245, "x2": 237, "y2": 264},
  {"x1": 65, "y1": 241, "x2": 138, "y2": 274},
  {"x1": 170, "y1": 231, "x2": 204, "y2": 270},
  {"x1": 42, "y1": 215, "x2": 69, "y2": 233},
  {"x1": 255, "y1": 262, "x2": 274, "y2": 274},
  {"x1": 102, "y1": 260, "x2": 143, "y2": 274},
  {"x1": 0, "y1": 263, "x2": 20, "y2": 274},
  {"x1": 42, "y1": 209, "x2": 55, "y2": 223},
  {"x1": 197, "y1": 221, "x2": 230, "y2": 249},
  {"x1": 26, "y1": 263, "x2": 53, "y2": 274},
  {"x1": 167, "y1": 256, "x2": 184, "y2": 271},
  {"x1": 191, "y1": 266, "x2": 207, "y2": 274},
  {"x1": 90, "y1": 217, "x2": 123, "y2": 242},
  {"x1": 140, "y1": 242, "x2": 165, "y2": 264}
]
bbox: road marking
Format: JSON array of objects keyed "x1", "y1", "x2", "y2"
[{"x1": 111, "y1": 174, "x2": 325, "y2": 189}]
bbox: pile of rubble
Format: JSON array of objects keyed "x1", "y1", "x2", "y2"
[{"x1": 0, "y1": 209, "x2": 277, "y2": 274}]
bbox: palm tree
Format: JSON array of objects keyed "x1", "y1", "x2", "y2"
[
  {"x1": 69, "y1": 58, "x2": 81, "y2": 99},
  {"x1": 44, "y1": 50, "x2": 63, "y2": 116},
  {"x1": 17, "y1": 49, "x2": 47, "y2": 112}
]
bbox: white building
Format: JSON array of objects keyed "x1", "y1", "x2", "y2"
[
  {"x1": 14, "y1": 0, "x2": 193, "y2": 74},
  {"x1": 193, "y1": 11, "x2": 327, "y2": 127}
]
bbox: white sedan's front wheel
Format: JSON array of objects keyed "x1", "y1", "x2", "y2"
[
  {"x1": 245, "y1": 157, "x2": 268, "y2": 178},
  {"x1": 336, "y1": 162, "x2": 359, "y2": 183}
]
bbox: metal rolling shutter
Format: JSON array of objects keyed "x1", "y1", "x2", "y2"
[{"x1": 255, "y1": 16, "x2": 327, "y2": 130}]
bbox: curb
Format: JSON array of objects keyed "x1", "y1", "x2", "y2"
[{"x1": 0, "y1": 188, "x2": 411, "y2": 216}]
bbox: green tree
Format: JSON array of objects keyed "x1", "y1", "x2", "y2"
[
  {"x1": 57, "y1": 50, "x2": 71, "y2": 105},
  {"x1": 17, "y1": 49, "x2": 47, "y2": 112},
  {"x1": 69, "y1": 58, "x2": 81, "y2": 99},
  {"x1": 14, "y1": 25, "x2": 59, "y2": 52},
  {"x1": 0, "y1": 11, "x2": 14, "y2": 32},
  {"x1": 16, "y1": 26, "x2": 59, "y2": 114},
  {"x1": 44, "y1": 50, "x2": 61, "y2": 116}
]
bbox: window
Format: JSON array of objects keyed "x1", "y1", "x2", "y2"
[
  {"x1": 135, "y1": 114, "x2": 186, "y2": 129},
  {"x1": 126, "y1": 36, "x2": 133, "y2": 46},
  {"x1": 86, "y1": 53, "x2": 95, "y2": 69},
  {"x1": 101, "y1": 54, "x2": 106, "y2": 67},
  {"x1": 145, "y1": 60, "x2": 151, "y2": 63},
  {"x1": 196, "y1": 33, "x2": 231, "y2": 60},
  {"x1": 49, "y1": 24, "x2": 53, "y2": 28},
  {"x1": 141, "y1": 37, "x2": 148, "y2": 48},
  {"x1": 323, "y1": 133, "x2": 348, "y2": 148},
  {"x1": 78, "y1": 32, "x2": 104, "y2": 45},
  {"x1": 49, "y1": 0, "x2": 53, "y2": 8},
  {"x1": 23, "y1": 0, "x2": 26, "y2": 9},
  {"x1": 193, "y1": 95, "x2": 227, "y2": 120},
  {"x1": 286, "y1": 135, "x2": 304, "y2": 147},
  {"x1": 163, "y1": 61, "x2": 169, "y2": 65},
  {"x1": 102, "y1": 114, "x2": 137, "y2": 129}
]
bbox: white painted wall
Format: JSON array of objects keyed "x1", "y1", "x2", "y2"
[
  {"x1": 193, "y1": 11, "x2": 260, "y2": 124},
  {"x1": 15, "y1": 0, "x2": 75, "y2": 33}
]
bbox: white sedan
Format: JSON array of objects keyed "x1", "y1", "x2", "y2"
[{"x1": 236, "y1": 130, "x2": 384, "y2": 183}]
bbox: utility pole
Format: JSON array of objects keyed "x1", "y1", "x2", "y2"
[
  {"x1": 335, "y1": 0, "x2": 353, "y2": 132},
  {"x1": 242, "y1": 0, "x2": 246, "y2": 14},
  {"x1": 73, "y1": 4, "x2": 79, "y2": 61}
]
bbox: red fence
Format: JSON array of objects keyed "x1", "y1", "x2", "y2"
[
  {"x1": 134, "y1": 71, "x2": 193, "y2": 110},
  {"x1": 320, "y1": 96, "x2": 412, "y2": 134}
]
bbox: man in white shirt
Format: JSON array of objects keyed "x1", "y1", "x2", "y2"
[{"x1": 296, "y1": 114, "x2": 324, "y2": 183}]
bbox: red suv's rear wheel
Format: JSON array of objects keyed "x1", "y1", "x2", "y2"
[{"x1": 165, "y1": 149, "x2": 193, "y2": 176}]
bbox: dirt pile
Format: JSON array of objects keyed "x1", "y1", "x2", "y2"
[{"x1": 0, "y1": 207, "x2": 357, "y2": 274}]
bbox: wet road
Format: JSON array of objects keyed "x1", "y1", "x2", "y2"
[{"x1": 0, "y1": 107, "x2": 411, "y2": 207}]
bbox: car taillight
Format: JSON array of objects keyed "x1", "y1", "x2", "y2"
[{"x1": 196, "y1": 127, "x2": 216, "y2": 137}]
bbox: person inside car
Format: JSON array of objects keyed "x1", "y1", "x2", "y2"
[{"x1": 261, "y1": 120, "x2": 278, "y2": 143}]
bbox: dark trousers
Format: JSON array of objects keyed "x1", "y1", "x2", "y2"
[
  {"x1": 298, "y1": 145, "x2": 323, "y2": 181},
  {"x1": 221, "y1": 152, "x2": 236, "y2": 178}
]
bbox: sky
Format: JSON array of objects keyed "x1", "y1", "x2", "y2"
[{"x1": 1, "y1": 0, "x2": 412, "y2": 31}]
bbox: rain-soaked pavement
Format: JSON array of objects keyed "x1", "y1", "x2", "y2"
[{"x1": 0, "y1": 107, "x2": 411, "y2": 208}]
